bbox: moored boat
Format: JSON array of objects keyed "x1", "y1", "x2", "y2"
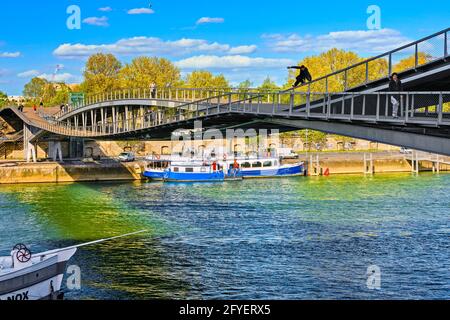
[
  {"x1": 164, "y1": 162, "x2": 226, "y2": 182},
  {"x1": 143, "y1": 156, "x2": 305, "y2": 182},
  {"x1": 0, "y1": 230, "x2": 147, "y2": 300},
  {"x1": 143, "y1": 159, "x2": 171, "y2": 181},
  {"x1": 0, "y1": 244, "x2": 76, "y2": 300},
  {"x1": 224, "y1": 158, "x2": 304, "y2": 178}
]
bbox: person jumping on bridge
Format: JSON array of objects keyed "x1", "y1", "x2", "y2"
[
  {"x1": 389, "y1": 73, "x2": 403, "y2": 118},
  {"x1": 288, "y1": 65, "x2": 312, "y2": 88}
]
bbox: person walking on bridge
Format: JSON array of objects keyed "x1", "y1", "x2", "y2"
[
  {"x1": 389, "y1": 73, "x2": 403, "y2": 118},
  {"x1": 150, "y1": 82, "x2": 157, "y2": 99},
  {"x1": 288, "y1": 65, "x2": 312, "y2": 87}
]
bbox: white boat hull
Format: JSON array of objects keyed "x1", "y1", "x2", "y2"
[
  {"x1": 0, "y1": 274, "x2": 63, "y2": 300},
  {"x1": 0, "y1": 248, "x2": 76, "y2": 300}
]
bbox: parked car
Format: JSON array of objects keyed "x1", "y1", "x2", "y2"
[
  {"x1": 118, "y1": 152, "x2": 135, "y2": 162},
  {"x1": 400, "y1": 147, "x2": 413, "y2": 154},
  {"x1": 277, "y1": 148, "x2": 300, "y2": 159}
]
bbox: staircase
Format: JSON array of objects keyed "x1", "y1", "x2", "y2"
[{"x1": 0, "y1": 131, "x2": 23, "y2": 160}]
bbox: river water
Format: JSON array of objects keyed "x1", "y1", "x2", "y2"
[{"x1": 0, "y1": 173, "x2": 449, "y2": 299}]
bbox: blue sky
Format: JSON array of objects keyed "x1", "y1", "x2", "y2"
[{"x1": 0, "y1": 0, "x2": 449, "y2": 95}]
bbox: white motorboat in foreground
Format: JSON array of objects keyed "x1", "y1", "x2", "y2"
[
  {"x1": 0, "y1": 244, "x2": 76, "y2": 300},
  {"x1": 0, "y1": 230, "x2": 147, "y2": 300}
]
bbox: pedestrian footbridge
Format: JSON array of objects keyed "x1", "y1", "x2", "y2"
[{"x1": 1, "y1": 28, "x2": 449, "y2": 160}]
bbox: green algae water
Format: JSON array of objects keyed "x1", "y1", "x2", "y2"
[{"x1": 0, "y1": 173, "x2": 449, "y2": 299}]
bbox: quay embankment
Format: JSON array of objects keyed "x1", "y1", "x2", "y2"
[
  {"x1": 0, "y1": 160, "x2": 146, "y2": 184},
  {"x1": 0, "y1": 152, "x2": 449, "y2": 185},
  {"x1": 292, "y1": 151, "x2": 450, "y2": 175}
]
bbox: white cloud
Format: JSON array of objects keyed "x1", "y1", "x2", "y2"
[
  {"x1": 38, "y1": 73, "x2": 79, "y2": 83},
  {"x1": 196, "y1": 17, "x2": 224, "y2": 25},
  {"x1": 0, "y1": 52, "x2": 21, "y2": 58},
  {"x1": 263, "y1": 29, "x2": 412, "y2": 54},
  {"x1": 83, "y1": 16, "x2": 109, "y2": 27},
  {"x1": 127, "y1": 8, "x2": 155, "y2": 15},
  {"x1": 17, "y1": 70, "x2": 40, "y2": 78},
  {"x1": 53, "y1": 37, "x2": 258, "y2": 58},
  {"x1": 98, "y1": 7, "x2": 112, "y2": 12},
  {"x1": 175, "y1": 55, "x2": 294, "y2": 70},
  {"x1": 228, "y1": 45, "x2": 257, "y2": 55}
]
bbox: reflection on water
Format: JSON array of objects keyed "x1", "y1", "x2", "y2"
[{"x1": 0, "y1": 173, "x2": 449, "y2": 299}]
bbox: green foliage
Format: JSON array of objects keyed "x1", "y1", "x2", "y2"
[
  {"x1": 23, "y1": 77, "x2": 48, "y2": 100},
  {"x1": 238, "y1": 79, "x2": 253, "y2": 89},
  {"x1": 282, "y1": 130, "x2": 328, "y2": 151},
  {"x1": 49, "y1": 83, "x2": 71, "y2": 106},
  {"x1": 258, "y1": 77, "x2": 280, "y2": 91},
  {"x1": 0, "y1": 91, "x2": 7, "y2": 108},
  {"x1": 257, "y1": 77, "x2": 280, "y2": 103},
  {"x1": 81, "y1": 53, "x2": 122, "y2": 95},
  {"x1": 184, "y1": 70, "x2": 229, "y2": 89},
  {"x1": 392, "y1": 52, "x2": 433, "y2": 73},
  {"x1": 284, "y1": 48, "x2": 388, "y2": 92},
  {"x1": 119, "y1": 57, "x2": 181, "y2": 89},
  {"x1": 22, "y1": 77, "x2": 71, "y2": 106}
]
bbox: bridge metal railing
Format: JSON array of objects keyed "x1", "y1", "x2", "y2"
[
  {"x1": 33, "y1": 91, "x2": 450, "y2": 138},
  {"x1": 172, "y1": 91, "x2": 450, "y2": 125},
  {"x1": 287, "y1": 27, "x2": 449, "y2": 93},
  {"x1": 54, "y1": 87, "x2": 283, "y2": 120}
]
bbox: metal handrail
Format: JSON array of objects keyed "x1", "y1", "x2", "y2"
[
  {"x1": 287, "y1": 27, "x2": 450, "y2": 92},
  {"x1": 26, "y1": 91, "x2": 449, "y2": 138},
  {"x1": 54, "y1": 87, "x2": 282, "y2": 120}
]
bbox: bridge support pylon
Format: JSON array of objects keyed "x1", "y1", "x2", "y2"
[
  {"x1": 49, "y1": 141, "x2": 63, "y2": 162},
  {"x1": 23, "y1": 124, "x2": 37, "y2": 163}
]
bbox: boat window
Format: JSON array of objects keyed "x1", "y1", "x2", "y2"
[
  {"x1": 185, "y1": 168, "x2": 194, "y2": 173},
  {"x1": 201, "y1": 167, "x2": 206, "y2": 172},
  {"x1": 252, "y1": 162, "x2": 262, "y2": 168},
  {"x1": 241, "y1": 162, "x2": 251, "y2": 168},
  {"x1": 263, "y1": 161, "x2": 272, "y2": 167},
  {"x1": 173, "y1": 167, "x2": 179, "y2": 172}
]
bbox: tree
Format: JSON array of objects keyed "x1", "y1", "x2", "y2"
[
  {"x1": 184, "y1": 70, "x2": 229, "y2": 89},
  {"x1": 284, "y1": 48, "x2": 388, "y2": 92},
  {"x1": 49, "y1": 83, "x2": 71, "y2": 106},
  {"x1": 22, "y1": 78, "x2": 73, "y2": 106},
  {"x1": 296, "y1": 130, "x2": 328, "y2": 151},
  {"x1": 258, "y1": 77, "x2": 280, "y2": 91},
  {"x1": 119, "y1": 56, "x2": 181, "y2": 90},
  {"x1": 329, "y1": 134, "x2": 357, "y2": 151},
  {"x1": 23, "y1": 77, "x2": 48, "y2": 100},
  {"x1": 392, "y1": 52, "x2": 432, "y2": 74},
  {"x1": 0, "y1": 91, "x2": 7, "y2": 108},
  {"x1": 238, "y1": 79, "x2": 253, "y2": 89},
  {"x1": 81, "y1": 53, "x2": 122, "y2": 95},
  {"x1": 257, "y1": 77, "x2": 280, "y2": 103}
]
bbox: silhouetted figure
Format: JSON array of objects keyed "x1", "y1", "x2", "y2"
[
  {"x1": 389, "y1": 73, "x2": 403, "y2": 118},
  {"x1": 288, "y1": 65, "x2": 312, "y2": 87}
]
